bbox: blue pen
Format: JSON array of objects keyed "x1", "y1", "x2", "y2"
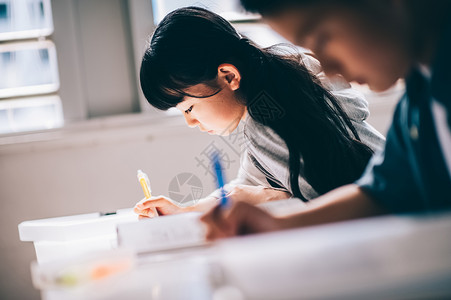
[
  {"x1": 212, "y1": 152, "x2": 251, "y2": 235},
  {"x1": 212, "y1": 152, "x2": 228, "y2": 207}
]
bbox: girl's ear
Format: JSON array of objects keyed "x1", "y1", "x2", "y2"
[{"x1": 218, "y1": 64, "x2": 241, "y2": 91}]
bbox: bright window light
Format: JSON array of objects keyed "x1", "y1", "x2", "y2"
[
  {"x1": 0, "y1": 0, "x2": 53, "y2": 41},
  {"x1": 0, "y1": 40, "x2": 59, "y2": 99},
  {"x1": 233, "y1": 23, "x2": 290, "y2": 48},
  {"x1": 0, "y1": 95, "x2": 64, "y2": 134},
  {"x1": 151, "y1": 0, "x2": 259, "y2": 25}
]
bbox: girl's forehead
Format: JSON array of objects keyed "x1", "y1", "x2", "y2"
[
  {"x1": 175, "y1": 84, "x2": 221, "y2": 110},
  {"x1": 175, "y1": 97, "x2": 195, "y2": 110},
  {"x1": 183, "y1": 83, "x2": 223, "y2": 100}
]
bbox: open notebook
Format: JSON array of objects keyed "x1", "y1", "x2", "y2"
[{"x1": 117, "y1": 198, "x2": 306, "y2": 254}]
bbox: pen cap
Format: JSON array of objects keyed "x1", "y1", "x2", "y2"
[{"x1": 137, "y1": 170, "x2": 151, "y2": 193}]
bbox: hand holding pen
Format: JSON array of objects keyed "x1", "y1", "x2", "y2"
[
  {"x1": 135, "y1": 170, "x2": 159, "y2": 218},
  {"x1": 200, "y1": 152, "x2": 283, "y2": 240},
  {"x1": 133, "y1": 170, "x2": 188, "y2": 218}
]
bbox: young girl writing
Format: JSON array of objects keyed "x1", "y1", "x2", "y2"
[{"x1": 134, "y1": 6, "x2": 384, "y2": 218}]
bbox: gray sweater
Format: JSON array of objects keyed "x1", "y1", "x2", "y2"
[{"x1": 210, "y1": 53, "x2": 385, "y2": 201}]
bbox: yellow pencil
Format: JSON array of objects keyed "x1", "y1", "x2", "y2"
[
  {"x1": 137, "y1": 170, "x2": 159, "y2": 217},
  {"x1": 137, "y1": 169, "x2": 152, "y2": 199}
]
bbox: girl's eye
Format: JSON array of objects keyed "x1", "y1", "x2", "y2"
[{"x1": 185, "y1": 105, "x2": 193, "y2": 114}]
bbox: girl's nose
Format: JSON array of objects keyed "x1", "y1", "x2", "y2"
[{"x1": 184, "y1": 114, "x2": 199, "y2": 128}]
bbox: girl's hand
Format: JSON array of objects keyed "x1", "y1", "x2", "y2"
[
  {"x1": 133, "y1": 195, "x2": 189, "y2": 219},
  {"x1": 200, "y1": 201, "x2": 285, "y2": 241},
  {"x1": 227, "y1": 184, "x2": 291, "y2": 205}
]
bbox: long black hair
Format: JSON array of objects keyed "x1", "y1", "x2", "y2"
[{"x1": 140, "y1": 6, "x2": 373, "y2": 201}]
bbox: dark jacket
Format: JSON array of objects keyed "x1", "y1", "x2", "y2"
[{"x1": 357, "y1": 21, "x2": 451, "y2": 212}]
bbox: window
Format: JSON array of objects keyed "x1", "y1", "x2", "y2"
[
  {"x1": 0, "y1": 95, "x2": 63, "y2": 134},
  {"x1": 0, "y1": 0, "x2": 63, "y2": 135},
  {"x1": 151, "y1": 0, "x2": 259, "y2": 25},
  {"x1": 151, "y1": 0, "x2": 288, "y2": 47},
  {"x1": 0, "y1": 0, "x2": 54, "y2": 41},
  {"x1": 0, "y1": 40, "x2": 59, "y2": 98}
]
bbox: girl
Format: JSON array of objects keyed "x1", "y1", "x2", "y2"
[
  {"x1": 201, "y1": 0, "x2": 451, "y2": 240},
  {"x1": 134, "y1": 6, "x2": 384, "y2": 218}
]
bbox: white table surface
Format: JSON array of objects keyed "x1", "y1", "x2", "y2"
[{"x1": 37, "y1": 211, "x2": 451, "y2": 300}]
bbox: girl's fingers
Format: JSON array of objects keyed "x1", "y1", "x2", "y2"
[
  {"x1": 136, "y1": 195, "x2": 164, "y2": 206},
  {"x1": 225, "y1": 202, "x2": 280, "y2": 234},
  {"x1": 201, "y1": 205, "x2": 223, "y2": 240},
  {"x1": 135, "y1": 196, "x2": 170, "y2": 210},
  {"x1": 201, "y1": 201, "x2": 279, "y2": 240},
  {"x1": 201, "y1": 205, "x2": 237, "y2": 240},
  {"x1": 205, "y1": 225, "x2": 229, "y2": 240},
  {"x1": 222, "y1": 202, "x2": 253, "y2": 235},
  {"x1": 134, "y1": 207, "x2": 156, "y2": 218}
]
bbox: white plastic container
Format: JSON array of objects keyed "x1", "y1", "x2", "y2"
[
  {"x1": 117, "y1": 212, "x2": 207, "y2": 253},
  {"x1": 18, "y1": 209, "x2": 138, "y2": 263}
]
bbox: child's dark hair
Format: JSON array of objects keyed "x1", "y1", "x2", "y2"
[{"x1": 140, "y1": 6, "x2": 373, "y2": 201}]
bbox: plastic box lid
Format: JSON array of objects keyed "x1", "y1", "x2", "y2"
[{"x1": 18, "y1": 209, "x2": 138, "y2": 242}]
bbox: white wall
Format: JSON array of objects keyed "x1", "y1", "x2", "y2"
[{"x1": 0, "y1": 113, "x2": 243, "y2": 299}]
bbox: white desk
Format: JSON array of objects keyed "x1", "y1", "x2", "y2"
[
  {"x1": 20, "y1": 208, "x2": 451, "y2": 300},
  {"x1": 218, "y1": 212, "x2": 451, "y2": 299}
]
